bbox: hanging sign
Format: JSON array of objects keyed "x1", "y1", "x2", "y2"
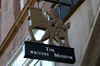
[{"x1": 23, "y1": 41, "x2": 76, "y2": 64}]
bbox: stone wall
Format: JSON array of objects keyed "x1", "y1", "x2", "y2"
[
  {"x1": 56, "y1": 0, "x2": 100, "y2": 66},
  {"x1": 0, "y1": 0, "x2": 20, "y2": 45},
  {"x1": 0, "y1": 0, "x2": 50, "y2": 66},
  {"x1": 0, "y1": 18, "x2": 29, "y2": 66}
]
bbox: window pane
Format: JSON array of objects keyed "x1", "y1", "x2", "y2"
[
  {"x1": 20, "y1": 0, "x2": 24, "y2": 10},
  {"x1": 42, "y1": 61, "x2": 55, "y2": 66},
  {"x1": 55, "y1": 0, "x2": 80, "y2": 20},
  {"x1": 55, "y1": 0, "x2": 70, "y2": 20},
  {"x1": 72, "y1": 0, "x2": 79, "y2": 6},
  {"x1": 11, "y1": 51, "x2": 27, "y2": 66},
  {"x1": 29, "y1": 60, "x2": 39, "y2": 66},
  {"x1": 35, "y1": 61, "x2": 41, "y2": 66}
]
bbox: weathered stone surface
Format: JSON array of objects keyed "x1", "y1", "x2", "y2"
[
  {"x1": 56, "y1": 0, "x2": 100, "y2": 66},
  {"x1": 0, "y1": 0, "x2": 20, "y2": 45}
]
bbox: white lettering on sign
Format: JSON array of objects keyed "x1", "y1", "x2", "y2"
[
  {"x1": 29, "y1": 46, "x2": 74, "y2": 60},
  {"x1": 45, "y1": 47, "x2": 55, "y2": 52},
  {"x1": 30, "y1": 50, "x2": 49, "y2": 56},
  {"x1": 54, "y1": 53, "x2": 73, "y2": 59}
]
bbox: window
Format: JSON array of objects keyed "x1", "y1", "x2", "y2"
[
  {"x1": 7, "y1": 30, "x2": 55, "y2": 66},
  {"x1": 6, "y1": 42, "x2": 26, "y2": 66},
  {"x1": 55, "y1": 0, "x2": 71, "y2": 20},
  {"x1": 20, "y1": 0, "x2": 24, "y2": 10},
  {"x1": 41, "y1": 61, "x2": 55, "y2": 66},
  {"x1": 30, "y1": 60, "x2": 55, "y2": 66},
  {"x1": 54, "y1": 0, "x2": 84, "y2": 20}
]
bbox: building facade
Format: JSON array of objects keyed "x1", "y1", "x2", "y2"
[{"x1": 0, "y1": 0, "x2": 100, "y2": 66}]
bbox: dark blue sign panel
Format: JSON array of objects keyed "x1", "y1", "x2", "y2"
[{"x1": 23, "y1": 41, "x2": 76, "y2": 64}]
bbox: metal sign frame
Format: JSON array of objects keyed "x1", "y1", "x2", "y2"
[{"x1": 23, "y1": 41, "x2": 76, "y2": 64}]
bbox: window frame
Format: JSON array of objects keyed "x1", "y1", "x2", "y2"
[{"x1": 6, "y1": 37, "x2": 39, "y2": 66}]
